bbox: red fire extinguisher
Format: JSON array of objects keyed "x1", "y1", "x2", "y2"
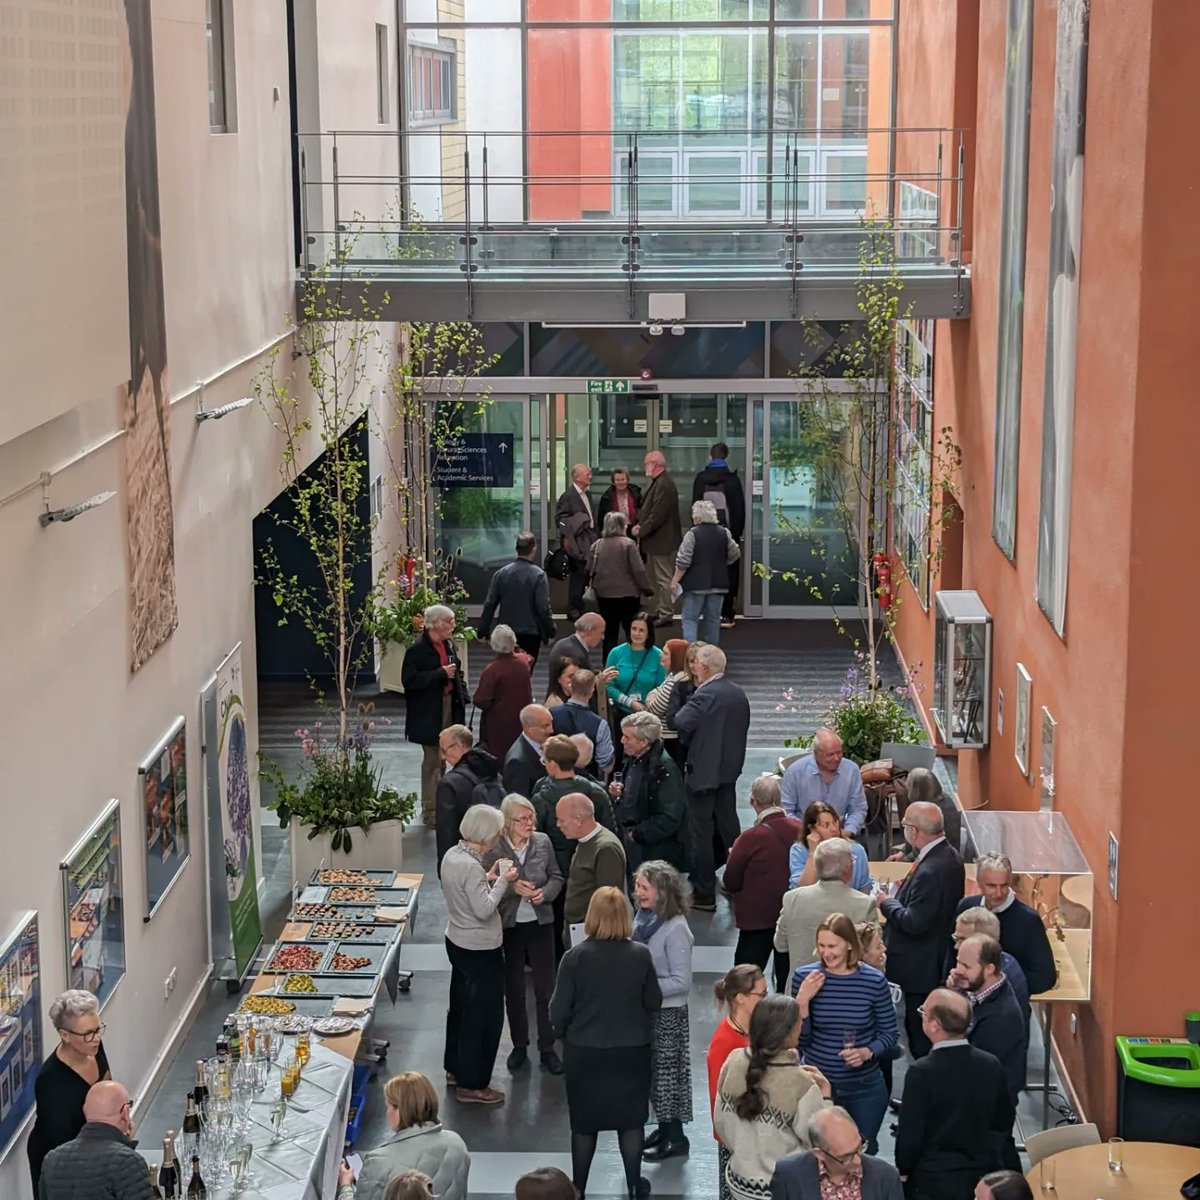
[{"x1": 872, "y1": 551, "x2": 893, "y2": 610}]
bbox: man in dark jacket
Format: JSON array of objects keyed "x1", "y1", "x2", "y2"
[
  {"x1": 635, "y1": 450, "x2": 683, "y2": 625},
  {"x1": 615, "y1": 711, "x2": 688, "y2": 874},
  {"x1": 875, "y1": 801, "x2": 965, "y2": 1057},
  {"x1": 692, "y1": 441, "x2": 746, "y2": 625},
  {"x1": 478, "y1": 531, "x2": 557, "y2": 662},
  {"x1": 401, "y1": 605, "x2": 468, "y2": 827},
  {"x1": 723, "y1": 775, "x2": 802, "y2": 992},
  {"x1": 771, "y1": 1107, "x2": 903, "y2": 1200},
  {"x1": 503, "y1": 703, "x2": 553, "y2": 797},
  {"x1": 894, "y1": 990, "x2": 1013, "y2": 1200},
  {"x1": 951, "y1": 935, "x2": 1027, "y2": 1107},
  {"x1": 435, "y1": 725, "x2": 502, "y2": 873},
  {"x1": 955, "y1": 851, "x2": 1058, "y2": 997},
  {"x1": 555, "y1": 463, "x2": 597, "y2": 619},
  {"x1": 671, "y1": 644, "x2": 750, "y2": 910},
  {"x1": 39, "y1": 1080, "x2": 155, "y2": 1200}
]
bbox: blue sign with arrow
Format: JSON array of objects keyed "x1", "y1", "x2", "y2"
[{"x1": 431, "y1": 433, "x2": 515, "y2": 488}]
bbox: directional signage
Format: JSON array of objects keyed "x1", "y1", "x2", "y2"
[
  {"x1": 430, "y1": 433, "x2": 514, "y2": 488},
  {"x1": 586, "y1": 379, "x2": 631, "y2": 394}
]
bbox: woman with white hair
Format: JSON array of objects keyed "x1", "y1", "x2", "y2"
[
  {"x1": 485, "y1": 795, "x2": 565, "y2": 1075},
  {"x1": 589, "y1": 510, "x2": 654, "y2": 660},
  {"x1": 440, "y1": 804, "x2": 518, "y2": 1105},
  {"x1": 28, "y1": 989, "x2": 112, "y2": 1193},
  {"x1": 671, "y1": 501, "x2": 740, "y2": 645},
  {"x1": 473, "y1": 624, "x2": 533, "y2": 760}
]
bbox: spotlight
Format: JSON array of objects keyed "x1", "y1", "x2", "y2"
[
  {"x1": 670, "y1": 324, "x2": 685, "y2": 336},
  {"x1": 39, "y1": 490, "x2": 118, "y2": 527},
  {"x1": 647, "y1": 323, "x2": 664, "y2": 337},
  {"x1": 196, "y1": 397, "x2": 255, "y2": 422}
]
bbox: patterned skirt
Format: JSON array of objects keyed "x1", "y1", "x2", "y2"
[
  {"x1": 718, "y1": 1142, "x2": 732, "y2": 1200},
  {"x1": 650, "y1": 1005, "x2": 694, "y2": 1123}
]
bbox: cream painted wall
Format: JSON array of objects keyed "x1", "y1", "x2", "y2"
[{"x1": 0, "y1": 3, "x2": 393, "y2": 1195}]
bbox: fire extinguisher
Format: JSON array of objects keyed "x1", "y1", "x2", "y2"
[
  {"x1": 404, "y1": 555, "x2": 417, "y2": 598},
  {"x1": 872, "y1": 551, "x2": 893, "y2": 610}
]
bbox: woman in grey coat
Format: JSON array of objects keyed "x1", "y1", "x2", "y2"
[
  {"x1": 336, "y1": 1072, "x2": 470, "y2": 1200},
  {"x1": 632, "y1": 860, "x2": 695, "y2": 1163},
  {"x1": 590, "y1": 511, "x2": 654, "y2": 659},
  {"x1": 485, "y1": 794, "x2": 565, "y2": 1075}
]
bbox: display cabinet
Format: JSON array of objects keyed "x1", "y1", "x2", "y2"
[{"x1": 932, "y1": 589, "x2": 992, "y2": 748}]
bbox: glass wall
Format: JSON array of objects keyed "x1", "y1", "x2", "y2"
[{"x1": 401, "y1": 1, "x2": 896, "y2": 223}]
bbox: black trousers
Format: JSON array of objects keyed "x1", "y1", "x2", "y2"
[
  {"x1": 722, "y1": 554, "x2": 740, "y2": 622},
  {"x1": 902, "y1": 990, "x2": 933, "y2": 1059},
  {"x1": 688, "y1": 783, "x2": 741, "y2": 900},
  {"x1": 567, "y1": 559, "x2": 589, "y2": 617},
  {"x1": 516, "y1": 632, "x2": 544, "y2": 663},
  {"x1": 552, "y1": 889, "x2": 567, "y2": 961},
  {"x1": 597, "y1": 594, "x2": 642, "y2": 661},
  {"x1": 444, "y1": 938, "x2": 505, "y2": 1089},
  {"x1": 503, "y1": 921, "x2": 557, "y2": 1053},
  {"x1": 733, "y1": 928, "x2": 791, "y2": 995}
]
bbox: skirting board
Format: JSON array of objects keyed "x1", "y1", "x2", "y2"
[
  {"x1": 1050, "y1": 1029, "x2": 1088, "y2": 1123},
  {"x1": 133, "y1": 965, "x2": 214, "y2": 1117}
]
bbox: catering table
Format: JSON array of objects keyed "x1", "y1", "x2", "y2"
[{"x1": 1026, "y1": 1141, "x2": 1200, "y2": 1198}]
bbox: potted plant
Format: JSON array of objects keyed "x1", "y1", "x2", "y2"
[
  {"x1": 373, "y1": 555, "x2": 476, "y2": 694},
  {"x1": 260, "y1": 704, "x2": 416, "y2": 875}
]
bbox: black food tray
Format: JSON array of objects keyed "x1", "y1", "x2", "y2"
[
  {"x1": 282, "y1": 973, "x2": 378, "y2": 998},
  {"x1": 265, "y1": 942, "x2": 332, "y2": 974},
  {"x1": 308, "y1": 869, "x2": 396, "y2": 887},
  {"x1": 304, "y1": 922, "x2": 392, "y2": 942},
  {"x1": 326, "y1": 887, "x2": 411, "y2": 908},
  {"x1": 324, "y1": 941, "x2": 389, "y2": 975}
]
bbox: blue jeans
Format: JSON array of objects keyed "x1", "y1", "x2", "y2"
[
  {"x1": 681, "y1": 591, "x2": 723, "y2": 644},
  {"x1": 834, "y1": 1067, "x2": 889, "y2": 1155}
]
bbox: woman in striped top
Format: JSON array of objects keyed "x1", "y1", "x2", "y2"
[{"x1": 789, "y1": 913, "x2": 897, "y2": 1154}]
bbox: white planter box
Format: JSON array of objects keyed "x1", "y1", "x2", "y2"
[
  {"x1": 288, "y1": 817, "x2": 406, "y2": 882},
  {"x1": 377, "y1": 638, "x2": 471, "y2": 695}
]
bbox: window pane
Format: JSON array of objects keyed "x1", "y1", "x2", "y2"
[
  {"x1": 530, "y1": 0, "x2": 771, "y2": 21},
  {"x1": 821, "y1": 30, "x2": 870, "y2": 131},
  {"x1": 687, "y1": 154, "x2": 743, "y2": 212},
  {"x1": 824, "y1": 153, "x2": 866, "y2": 210},
  {"x1": 206, "y1": 0, "x2": 227, "y2": 131}
]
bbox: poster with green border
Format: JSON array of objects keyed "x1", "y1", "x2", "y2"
[{"x1": 216, "y1": 646, "x2": 262, "y2": 977}]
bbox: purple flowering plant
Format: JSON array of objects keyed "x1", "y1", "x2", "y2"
[{"x1": 260, "y1": 702, "x2": 415, "y2": 853}]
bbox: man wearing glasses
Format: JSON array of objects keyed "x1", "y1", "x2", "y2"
[
  {"x1": 769, "y1": 1106, "x2": 903, "y2": 1199},
  {"x1": 38, "y1": 1080, "x2": 155, "y2": 1200}
]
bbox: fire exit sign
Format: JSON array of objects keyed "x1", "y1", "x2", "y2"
[{"x1": 586, "y1": 379, "x2": 631, "y2": 394}]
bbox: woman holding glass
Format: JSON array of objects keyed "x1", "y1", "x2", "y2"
[
  {"x1": 335, "y1": 1072, "x2": 470, "y2": 1200},
  {"x1": 27, "y1": 989, "x2": 112, "y2": 1194},
  {"x1": 789, "y1": 913, "x2": 898, "y2": 1154}
]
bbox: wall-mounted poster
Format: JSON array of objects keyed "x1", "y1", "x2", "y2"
[
  {"x1": 140, "y1": 716, "x2": 190, "y2": 919},
  {"x1": 1040, "y1": 707, "x2": 1058, "y2": 811},
  {"x1": 61, "y1": 801, "x2": 126, "y2": 1008},
  {"x1": 0, "y1": 912, "x2": 42, "y2": 1160},
  {"x1": 1014, "y1": 664, "x2": 1032, "y2": 778}
]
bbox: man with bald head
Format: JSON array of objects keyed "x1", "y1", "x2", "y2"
[
  {"x1": 503, "y1": 704, "x2": 554, "y2": 797},
  {"x1": 555, "y1": 463, "x2": 598, "y2": 619},
  {"x1": 894, "y1": 989, "x2": 1012, "y2": 1199},
  {"x1": 770, "y1": 1105, "x2": 903, "y2": 1199},
  {"x1": 634, "y1": 450, "x2": 682, "y2": 624},
  {"x1": 39, "y1": 1080, "x2": 155, "y2": 1200},
  {"x1": 779, "y1": 726, "x2": 868, "y2": 835},
  {"x1": 556, "y1": 792, "x2": 626, "y2": 942},
  {"x1": 875, "y1": 801, "x2": 964, "y2": 1058}
]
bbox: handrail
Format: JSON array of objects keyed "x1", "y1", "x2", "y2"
[{"x1": 303, "y1": 124, "x2": 967, "y2": 138}]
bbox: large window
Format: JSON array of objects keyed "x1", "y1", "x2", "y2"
[
  {"x1": 408, "y1": 43, "x2": 457, "y2": 124},
  {"x1": 892, "y1": 318, "x2": 934, "y2": 607},
  {"x1": 206, "y1": 0, "x2": 234, "y2": 133}
]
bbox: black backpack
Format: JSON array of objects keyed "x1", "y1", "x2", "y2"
[{"x1": 470, "y1": 776, "x2": 506, "y2": 808}]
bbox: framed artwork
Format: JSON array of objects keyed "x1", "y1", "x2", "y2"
[
  {"x1": 139, "y1": 716, "x2": 191, "y2": 919},
  {"x1": 61, "y1": 801, "x2": 126, "y2": 1008},
  {"x1": 0, "y1": 912, "x2": 42, "y2": 1158},
  {"x1": 1040, "y1": 707, "x2": 1058, "y2": 810},
  {"x1": 1014, "y1": 664, "x2": 1032, "y2": 777}
]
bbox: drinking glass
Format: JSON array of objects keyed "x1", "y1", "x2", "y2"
[
  {"x1": 235, "y1": 1139, "x2": 254, "y2": 1187},
  {"x1": 842, "y1": 1029, "x2": 857, "y2": 1051},
  {"x1": 1108, "y1": 1137, "x2": 1124, "y2": 1172},
  {"x1": 1039, "y1": 1156, "x2": 1056, "y2": 1191},
  {"x1": 230, "y1": 1158, "x2": 245, "y2": 1191},
  {"x1": 270, "y1": 1099, "x2": 287, "y2": 1141}
]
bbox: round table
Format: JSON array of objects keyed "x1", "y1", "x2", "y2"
[{"x1": 1027, "y1": 1141, "x2": 1200, "y2": 1198}]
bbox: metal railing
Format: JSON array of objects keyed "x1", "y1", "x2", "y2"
[{"x1": 297, "y1": 126, "x2": 966, "y2": 318}]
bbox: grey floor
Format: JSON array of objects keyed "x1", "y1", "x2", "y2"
[{"x1": 138, "y1": 620, "x2": 1060, "y2": 1198}]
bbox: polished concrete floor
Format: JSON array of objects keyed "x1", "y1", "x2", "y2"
[{"x1": 139, "y1": 621, "x2": 1061, "y2": 1198}]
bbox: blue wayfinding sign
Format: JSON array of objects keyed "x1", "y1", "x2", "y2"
[{"x1": 431, "y1": 433, "x2": 514, "y2": 488}]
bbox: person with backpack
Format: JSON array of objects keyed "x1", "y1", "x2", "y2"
[
  {"x1": 435, "y1": 725, "x2": 506, "y2": 875},
  {"x1": 692, "y1": 443, "x2": 746, "y2": 628}
]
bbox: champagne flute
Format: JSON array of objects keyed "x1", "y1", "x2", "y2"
[{"x1": 230, "y1": 1158, "x2": 245, "y2": 1191}]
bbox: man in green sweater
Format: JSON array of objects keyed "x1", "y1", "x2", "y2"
[
  {"x1": 531, "y1": 735, "x2": 615, "y2": 874},
  {"x1": 557, "y1": 793, "x2": 627, "y2": 943}
]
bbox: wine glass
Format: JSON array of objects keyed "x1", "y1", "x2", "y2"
[
  {"x1": 236, "y1": 1139, "x2": 254, "y2": 1186},
  {"x1": 269, "y1": 1098, "x2": 287, "y2": 1142}
]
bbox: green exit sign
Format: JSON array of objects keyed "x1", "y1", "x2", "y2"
[{"x1": 586, "y1": 379, "x2": 631, "y2": 394}]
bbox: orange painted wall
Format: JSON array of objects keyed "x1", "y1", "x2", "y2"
[
  {"x1": 526, "y1": 0, "x2": 613, "y2": 219},
  {"x1": 888, "y1": 0, "x2": 1200, "y2": 1128}
]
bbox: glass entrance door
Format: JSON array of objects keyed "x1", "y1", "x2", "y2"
[{"x1": 541, "y1": 391, "x2": 750, "y2": 616}]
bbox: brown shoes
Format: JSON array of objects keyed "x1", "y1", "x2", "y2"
[{"x1": 455, "y1": 1086, "x2": 505, "y2": 1105}]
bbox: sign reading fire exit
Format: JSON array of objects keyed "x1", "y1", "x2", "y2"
[{"x1": 586, "y1": 379, "x2": 631, "y2": 394}]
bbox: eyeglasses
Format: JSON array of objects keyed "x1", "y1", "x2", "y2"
[
  {"x1": 750, "y1": 986, "x2": 769, "y2": 998},
  {"x1": 817, "y1": 1141, "x2": 868, "y2": 1167},
  {"x1": 63, "y1": 1022, "x2": 106, "y2": 1043},
  {"x1": 916, "y1": 1005, "x2": 925, "y2": 1016}
]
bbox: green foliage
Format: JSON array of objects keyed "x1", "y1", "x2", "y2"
[
  {"x1": 260, "y1": 704, "x2": 415, "y2": 854},
  {"x1": 370, "y1": 563, "x2": 476, "y2": 647}
]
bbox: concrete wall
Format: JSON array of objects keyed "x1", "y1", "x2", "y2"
[
  {"x1": 0, "y1": 3, "x2": 392, "y2": 1194},
  {"x1": 892, "y1": 0, "x2": 1200, "y2": 1128}
]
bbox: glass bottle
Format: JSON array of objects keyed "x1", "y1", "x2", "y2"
[
  {"x1": 158, "y1": 1132, "x2": 180, "y2": 1199},
  {"x1": 192, "y1": 1059, "x2": 209, "y2": 1119},
  {"x1": 215, "y1": 1021, "x2": 229, "y2": 1060},
  {"x1": 148, "y1": 1162, "x2": 164, "y2": 1200},
  {"x1": 228, "y1": 1017, "x2": 241, "y2": 1062},
  {"x1": 180, "y1": 1095, "x2": 201, "y2": 1162},
  {"x1": 186, "y1": 1153, "x2": 208, "y2": 1199}
]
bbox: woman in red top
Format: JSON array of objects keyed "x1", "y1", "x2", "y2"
[{"x1": 706, "y1": 965, "x2": 768, "y2": 1200}]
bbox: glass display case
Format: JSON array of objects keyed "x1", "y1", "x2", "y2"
[
  {"x1": 932, "y1": 589, "x2": 993, "y2": 749},
  {"x1": 962, "y1": 808, "x2": 1093, "y2": 1002}
]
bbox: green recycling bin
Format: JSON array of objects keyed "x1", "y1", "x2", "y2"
[{"x1": 1115, "y1": 1037, "x2": 1200, "y2": 1147}]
